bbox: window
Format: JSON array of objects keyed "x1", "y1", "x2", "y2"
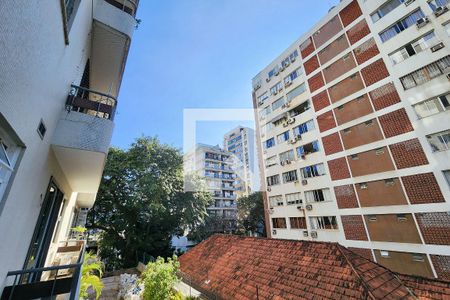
[
  {"x1": 427, "y1": 129, "x2": 450, "y2": 152},
  {"x1": 263, "y1": 137, "x2": 275, "y2": 149},
  {"x1": 279, "y1": 150, "x2": 295, "y2": 162},
  {"x1": 310, "y1": 216, "x2": 338, "y2": 230},
  {"x1": 267, "y1": 175, "x2": 280, "y2": 186},
  {"x1": 284, "y1": 67, "x2": 303, "y2": 85},
  {"x1": 413, "y1": 93, "x2": 450, "y2": 118},
  {"x1": 445, "y1": 22, "x2": 450, "y2": 36},
  {"x1": 400, "y1": 55, "x2": 450, "y2": 89},
  {"x1": 258, "y1": 92, "x2": 269, "y2": 106},
  {"x1": 282, "y1": 170, "x2": 298, "y2": 183},
  {"x1": 286, "y1": 83, "x2": 306, "y2": 102},
  {"x1": 428, "y1": 0, "x2": 450, "y2": 11},
  {"x1": 268, "y1": 66, "x2": 280, "y2": 79},
  {"x1": 270, "y1": 82, "x2": 283, "y2": 95},
  {"x1": 265, "y1": 156, "x2": 277, "y2": 167},
  {"x1": 301, "y1": 163, "x2": 326, "y2": 179},
  {"x1": 277, "y1": 131, "x2": 290, "y2": 144},
  {"x1": 289, "y1": 101, "x2": 310, "y2": 117},
  {"x1": 360, "y1": 183, "x2": 368, "y2": 189},
  {"x1": 272, "y1": 97, "x2": 286, "y2": 111},
  {"x1": 269, "y1": 195, "x2": 284, "y2": 207},
  {"x1": 389, "y1": 31, "x2": 438, "y2": 65},
  {"x1": 371, "y1": 0, "x2": 406, "y2": 23},
  {"x1": 259, "y1": 106, "x2": 272, "y2": 119},
  {"x1": 293, "y1": 120, "x2": 315, "y2": 136},
  {"x1": 0, "y1": 123, "x2": 22, "y2": 204},
  {"x1": 397, "y1": 214, "x2": 407, "y2": 221},
  {"x1": 305, "y1": 189, "x2": 331, "y2": 203},
  {"x1": 272, "y1": 218, "x2": 287, "y2": 229},
  {"x1": 286, "y1": 192, "x2": 302, "y2": 205},
  {"x1": 290, "y1": 217, "x2": 306, "y2": 229},
  {"x1": 282, "y1": 50, "x2": 299, "y2": 67},
  {"x1": 379, "y1": 9, "x2": 425, "y2": 43},
  {"x1": 297, "y1": 141, "x2": 320, "y2": 157},
  {"x1": 443, "y1": 170, "x2": 450, "y2": 188},
  {"x1": 62, "y1": 0, "x2": 81, "y2": 43}
]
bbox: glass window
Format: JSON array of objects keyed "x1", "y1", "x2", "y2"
[
  {"x1": 297, "y1": 140, "x2": 320, "y2": 157},
  {"x1": 389, "y1": 31, "x2": 437, "y2": 65},
  {"x1": 301, "y1": 163, "x2": 326, "y2": 179},
  {"x1": 286, "y1": 83, "x2": 306, "y2": 102},
  {"x1": 277, "y1": 131, "x2": 290, "y2": 144},
  {"x1": 269, "y1": 195, "x2": 283, "y2": 207},
  {"x1": 413, "y1": 93, "x2": 449, "y2": 118},
  {"x1": 305, "y1": 189, "x2": 331, "y2": 203},
  {"x1": 428, "y1": 0, "x2": 450, "y2": 11},
  {"x1": 427, "y1": 130, "x2": 450, "y2": 152},
  {"x1": 265, "y1": 155, "x2": 277, "y2": 167},
  {"x1": 290, "y1": 217, "x2": 306, "y2": 229},
  {"x1": 293, "y1": 120, "x2": 315, "y2": 136},
  {"x1": 400, "y1": 55, "x2": 450, "y2": 89},
  {"x1": 272, "y1": 97, "x2": 285, "y2": 111},
  {"x1": 310, "y1": 216, "x2": 338, "y2": 230},
  {"x1": 264, "y1": 137, "x2": 275, "y2": 149},
  {"x1": 371, "y1": 0, "x2": 405, "y2": 23},
  {"x1": 443, "y1": 170, "x2": 450, "y2": 188},
  {"x1": 282, "y1": 170, "x2": 298, "y2": 183},
  {"x1": 258, "y1": 92, "x2": 269, "y2": 106},
  {"x1": 0, "y1": 125, "x2": 21, "y2": 202},
  {"x1": 270, "y1": 82, "x2": 283, "y2": 95},
  {"x1": 380, "y1": 9, "x2": 425, "y2": 42},
  {"x1": 272, "y1": 217, "x2": 287, "y2": 229},
  {"x1": 279, "y1": 150, "x2": 295, "y2": 162},
  {"x1": 286, "y1": 192, "x2": 302, "y2": 205},
  {"x1": 267, "y1": 175, "x2": 280, "y2": 186},
  {"x1": 445, "y1": 22, "x2": 450, "y2": 36}
]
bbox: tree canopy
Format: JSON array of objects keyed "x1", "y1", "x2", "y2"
[
  {"x1": 236, "y1": 192, "x2": 266, "y2": 236},
  {"x1": 87, "y1": 137, "x2": 212, "y2": 270}
]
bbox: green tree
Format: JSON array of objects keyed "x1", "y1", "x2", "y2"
[
  {"x1": 87, "y1": 137, "x2": 212, "y2": 270},
  {"x1": 79, "y1": 252, "x2": 104, "y2": 300},
  {"x1": 141, "y1": 256, "x2": 180, "y2": 300},
  {"x1": 236, "y1": 192, "x2": 266, "y2": 236}
]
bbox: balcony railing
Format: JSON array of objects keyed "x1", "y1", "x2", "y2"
[
  {"x1": 1, "y1": 241, "x2": 85, "y2": 300},
  {"x1": 66, "y1": 85, "x2": 117, "y2": 121}
]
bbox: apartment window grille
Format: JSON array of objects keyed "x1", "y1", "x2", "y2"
[
  {"x1": 413, "y1": 93, "x2": 450, "y2": 118},
  {"x1": 286, "y1": 83, "x2": 306, "y2": 102},
  {"x1": 297, "y1": 141, "x2": 320, "y2": 157},
  {"x1": 265, "y1": 155, "x2": 278, "y2": 167},
  {"x1": 426, "y1": 129, "x2": 450, "y2": 152},
  {"x1": 290, "y1": 217, "x2": 307, "y2": 229},
  {"x1": 258, "y1": 92, "x2": 269, "y2": 106},
  {"x1": 400, "y1": 56, "x2": 450, "y2": 89},
  {"x1": 390, "y1": 31, "x2": 438, "y2": 65},
  {"x1": 267, "y1": 174, "x2": 280, "y2": 186},
  {"x1": 310, "y1": 216, "x2": 338, "y2": 230},
  {"x1": 282, "y1": 170, "x2": 298, "y2": 183},
  {"x1": 277, "y1": 131, "x2": 290, "y2": 144},
  {"x1": 272, "y1": 217, "x2": 287, "y2": 229},
  {"x1": 285, "y1": 192, "x2": 302, "y2": 205},
  {"x1": 279, "y1": 150, "x2": 295, "y2": 162},
  {"x1": 272, "y1": 97, "x2": 286, "y2": 111},
  {"x1": 371, "y1": 0, "x2": 406, "y2": 23},
  {"x1": 379, "y1": 9, "x2": 425, "y2": 43},
  {"x1": 263, "y1": 137, "x2": 275, "y2": 149},
  {"x1": 269, "y1": 195, "x2": 284, "y2": 207},
  {"x1": 301, "y1": 163, "x2": 326, "y2": 179},
  {"x1": 293, "y1": 120, "x2": 315, "y2": 136},
  {"x1": 428, "y1": 0, "x2": 449, "y2": 11},
  {"x1": 443, "y1": 170, "x2": 450, "y2": 188},
  {"x1": 305, "y1": 189, "x2": 331, "y2": 203}
]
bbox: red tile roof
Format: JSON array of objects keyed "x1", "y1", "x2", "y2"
[{"x1": 179, "y1": 235, "x2": 450, "y2": 300}]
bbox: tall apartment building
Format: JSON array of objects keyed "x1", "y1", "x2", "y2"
[
  {"x1": 184, "y1": 144, "x2": 238, "y2": 232},
  {"x1": 223, "y1": 126, "x2": 260, "y2": 197},
  {"x1": 0, "y1": 0, "x2": 138, "y2": 297},
  {"x1": 253, "y1": 0, "x2": 450, "y2": 280}
]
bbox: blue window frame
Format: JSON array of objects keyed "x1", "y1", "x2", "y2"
[
  {"x1": 293, "y1": 120, "x2": 315, "y2": 136},
  {"x1": 379, "y1": 10, "x2": 425, "y2": 43},
  {"x1": 264, "y1": 137, "x2": 275, "y2": 149}
]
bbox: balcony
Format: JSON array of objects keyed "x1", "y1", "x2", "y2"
[
  {"x1": 52, "y1": 86, "x2": 115, "y2": 200},
  {"x1": 1, "y1": 241, "x2": 85, "y2": 300},
  {"x1": 94, "y1": 0, "x2": 137, "y2": 39}
]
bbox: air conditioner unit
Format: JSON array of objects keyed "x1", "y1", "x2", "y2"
[
  {"x1": 447, "y1": 73, "x2": 450, "y2": 80},
  {"x1": 303, "y1": 230, "x2": 309, "y2": 237},
  {"x1": 282, "y1": 122, "x2": 289, "y2": 127},
  {"x1": 431, "y1": 42, "x2": 445, "y2": 52},
  {"x1": 434, "y1": 6, "x2": 449, "y2": 17},
  {"x1": 285, "y1": 81, "x2": 292, "y2": 87},
  {"x1": 297, "y1": 205, "x2": 304, "y2": 210},
  {"x1": 266, "y1": 77, "x2": 271, "y2": 83},
  {"x1": 267, "y1": 187, "x2": 271, "y2": 192},
  {"x1": 280, "y1": 161, "x2": 285, "y2": 166},
  {"x1": 311, "y1": 231, "x2": 318, "y2": 238},
  {"x1": 272, "y1": 229, "x2": 277, "y2": 235},
  {"x1": 302, "y1": 179, "x2": 308, "y2": 185},
  {"x1": 305, "y1": 204, "x2": 313, "y2": 211},
  {"x1": 301, "y1": 154, "x2": 306, "y2": 159},
  {"x1": 273, "y1": 91, "x2": 278, "y2": 95},
  {"x1": 289, "y1": 138, "x2": 297, "y2": 144},
  {"x1": 287, "y1": 117, "x2": 295, "y2": 124},
  {"x1": 275, "y1": 70, "x2": 280, "y2": 76},
  {"x1": 269, "y1": 208, "x2": 274, "y2": 214},
  {"x1": 280, "y1": 66, "x2": 285, "y2": 72},
  {"x1": 404, "y1": 0, "x2": 414, "y2": 6},
  {"x1": 291, "y1": 57, "x2": 296, "y2": 62},
  {"x1": 285, "y1": 160, "x2": 292, "y2": 164},
  {"x1": 295, "y1": 134, "x2": 302, "y2": 141},
  {"x1": 416, "y1": 17, "x2": 429, "y2": 28},
  {"x1": 281, "y1": 103, "x2": 287, "y2": 109},
  {"x1": 285, "y1": 102, "x2": 291, "y2": 108}
]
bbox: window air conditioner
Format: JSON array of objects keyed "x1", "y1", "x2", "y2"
[
  {"x1": 285, "y1": 160, "x2": 291, "y2": 164},
  {"x1": 303, "y1": 230, "x2": 309, "y2": 237},
  {"x1": 434, "y1": 6, "x2": 449, "y2": 17},
  {"x1": 404, "y1": 0, "x2": 414, "y2": 6},
  {"x1": 266, "y1": 77, "x2": 271, "y2": 83},
  {"x1": 282, "y1": 122, "x2": 289, "y2": 127},
  {"x1": 272, "y1": 229, "x2": 277, "y2": 235},
  {"x1": 280, "y1": 66, "x2": 285, "y2": 72},
  {"x1": 281, "y1": 103, "x2": 287, "y2": 109},
  {"x1": 273, "y1": 90, "x2": 278, "y2": 95},
  {"x1": 289, "y1": 138, "x2": 297, "y2": 144},
  {"x1": 311, "y1": 231, "x2": 318, "y2": 238},
  {"x1": 416, "y1": 17, "x2": 429, "y2": 28},
  {"x1": 305, "y1": 204, "x2": 313, "y2": 211},
  {"x1": 301, "y1": 153, "x2": 306, "y2": 159},
  {"x1": 446, "y1": 73, "x2": 450, "y2": 80},
  {"x1": 291, "y1": 57, "x2": 296, "y2": 62},
  {"x1": 296, "y1": 134, "x2": 302, "y2": 141},
  {"x1": 430, "y1": 42, "x2": 445, "y2": 52},
  {"x1": 280, "y1": 161, "x2": 285, "y2": 166},
  {"x1": 302, "y1": 179, "x2": 308, "y2": 185},
  {"x1": 287, "y1": 117, "x2": 295, "y2": 124},
  {"x1": 275, "y1": 70, "x2": 280, "y2": 76},
  {"x1": 285, "y1": 81, "x2": 292, "y2": 87},
  {"x1": 297, "y1": 205, "x2": 304, "y2": 210}
]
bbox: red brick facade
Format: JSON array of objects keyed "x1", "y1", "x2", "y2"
[
  {"x1": 360, "y1": 59, "x2": 389, "y2": 87},
  {"x1": 322, "y1": 132, "x2": 343, "y2": 155},
  {"x1": 307, "y1": 72, "x2": 325, "y2": 93},
  {"x1": 346, "y1": 19, "x2": 370, "y2": 45},
  {"x1": 389, "y1": 138, "x2": 429, "y2": 169},
  {"x1": 328, "y1": 73, "x2": 365, "y2": 103},
  {"x1": 369, "y1": 82, "x2": 401, "y2": 111},
  {"x1": 339, "y1": 0, "x2": 363, "y2": 27},
  {"x1": 334, "y1": 185, "x2": 359, "y2": 209},
  {"x1": 312, "y1": 90, "x2": 330, "y2": 112},
  {"x1": 378, "y1": 108, "x2": 413, "y2": 138},
  {"x1": 317, "y1": 110, "x2": 336, "y2": 132},
  {"x1": 341, "y1": 215, "x2": 368, "y2": 241},
  {"x1": 416, "y1": 212, "x2": 450, "y2": 245},
  {"x1": 304, "y1": 55, "x2": 320, "y2": 75},
  {"x1": 328, "y1": 157, "x2": 351, "y2": 180},
  {"x1": 431, "y1": 255, "x2": 450, "y2": 280},
  {"x1": 401, "y1": 173, "x2": 445, "y2": 204},
  {"x1": 349, "y1": 247, "x2": 373, "y2": 261},
  {"x1": 353, "y1": 38, "x2": 380, "y2": 65},
  {"x1": 300, "y1": 37, "x2": 315, "y2": 59}
]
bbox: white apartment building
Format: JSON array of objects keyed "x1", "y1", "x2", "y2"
[
  {"x1": 0, "y1": 0, "x2": 138, "y2": 298},
  {"x1": 184, "y1": 144, "x2": 238, "y2": 232},
  {"x1": 223, "y1": 126, "x2": 260, "y2": 197},
  {"x1": 253, "y1": 0, "x2": 450, "y2": 279}
]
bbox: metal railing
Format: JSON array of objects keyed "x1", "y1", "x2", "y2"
[
  {"x1": 2, "y1": 242, "x2": 85, "y2": 300},
  {"x1": 66, "y1": 84, "x2": 117, "y2": 121}
]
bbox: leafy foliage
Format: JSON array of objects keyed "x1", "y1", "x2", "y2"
[
  {"x1": 79, "y1": 252, "x2": 104, "y2": 300},
  {"x1": 87, "y1": 137, "x2": 212, "y2": 270},
  {"x1": 236, "y1": 192, "x2": 266, "y2": 236},
  {"x1": 141, "y1": 256, "x2": 180, "y2": 300}
]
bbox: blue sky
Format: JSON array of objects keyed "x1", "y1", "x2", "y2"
[{"x1": 112, "y1": 0, "x2": 336, "y2": 150}]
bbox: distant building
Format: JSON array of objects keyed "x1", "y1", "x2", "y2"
[
  {"x1": 223, "y1": 126, "x2": 260, "y2": 197},
  {"x1": 184, "y1": 144, "x2": 238, "y2": 232}
]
